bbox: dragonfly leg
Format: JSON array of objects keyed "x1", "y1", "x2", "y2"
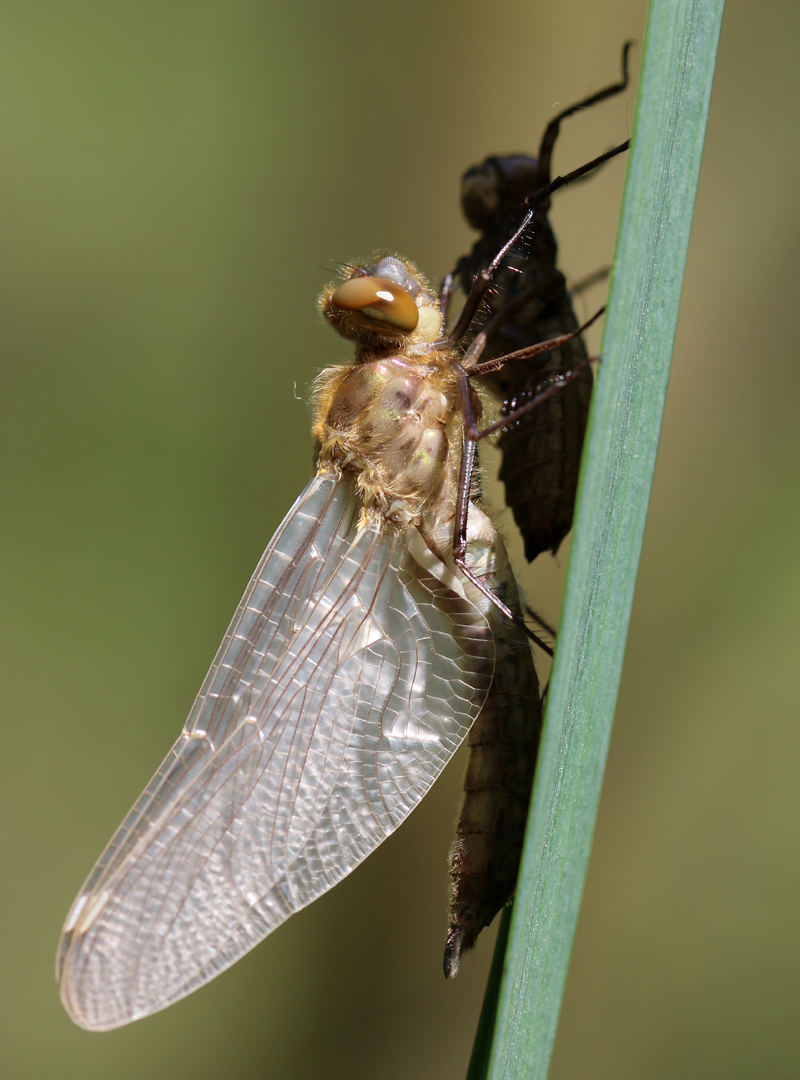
[
  {"x1": 439, "y1": 271, "x2": 455, "y2": 330},
  {"x1": 478, "y1": 357, "x2": 596, "y2": 442},
  {"x1": 454, "y1": 307, "x2": 601, "y2": 447},
  {"x1": 537, "y1": 41, "x2": 633, "y2": 179},
  {"x1": 524, "y1": 603, "x2": 556, "y2": 642},
  {"x1": 526, "y1": 139, "x2": 630, "y2": 213},
  {"x1": 465, "y1": 305, "x2": 604, "y2": 377},
  {"x1": 441, "y1": 210, "x2": 536, "y2": 348},
  {"x1": 458, "y1": 271, "x2": 564, "y2": 371}
]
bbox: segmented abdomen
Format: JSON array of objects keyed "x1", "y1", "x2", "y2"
[
  {"x1": 492, "y1": 291, "x2": 591, "y2": 561},
  {"x1": 444, "y1": 545, "x2": 541, "y2": 976}
]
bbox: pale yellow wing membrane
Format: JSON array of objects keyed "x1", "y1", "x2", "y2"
[{"x1": 57, "y1": 472, "x2": 494, "y2": 1031}]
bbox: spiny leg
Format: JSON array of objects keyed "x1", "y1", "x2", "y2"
[
  {"x1": 524, "y1": 604, "x2": 557, "y2": 642},
  {"x1": 462, "y1": 303, "x2": 605, "y2": 375},
  {"x1": 442, "y1": 210, "x2": 537, "y2": 348},
  {"x1": 476, "y1": 357, "x2": 596, "y2": 441},
  {"x1": 462, "y1": 306, "x2": 604, "y2": 386},
  {"x1": 439, "y1": 271, "x2": 455, "y2": 329},
  {"x1": 457, "y1": 272, "x2": 568, "y2": 371}
]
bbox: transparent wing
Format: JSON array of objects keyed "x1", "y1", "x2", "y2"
[{"x1": 57, "y1": 471, "x2": 494, "y2": 1031}]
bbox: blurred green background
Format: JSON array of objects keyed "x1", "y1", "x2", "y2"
[{"x1": 3, "y1": 1, "x2": 800, "y2": 1077}]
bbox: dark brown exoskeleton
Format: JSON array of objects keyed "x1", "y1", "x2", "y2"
[
  {"x1": 441, "y1": 49, "x2": 633, "y2": 976},
  {"x1": 433, "y1": 220, "x2": 610, "y2": 976},
  {"x1": 447, "y1": 44, "x2": 632, "y2": 562}
]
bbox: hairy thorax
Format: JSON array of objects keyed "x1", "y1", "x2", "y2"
[{"x1": 312, "y1": 355, "x2": 462, "y2": 530}]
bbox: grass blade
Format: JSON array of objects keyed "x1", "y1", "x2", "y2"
[
  {"x1": 469, "y1": 2, "x2": 726, "y2": 1077},
  {"x1": 466, "y1": 908, "x2": 512, "y2": 1080}
]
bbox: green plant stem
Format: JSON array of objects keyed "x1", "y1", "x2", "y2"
[
  {"x1": 467, "y1": 1, "x2": 726, "y2": 1077},
  {"x1": 465, "y1": 907, "x2": 512, "y2": 1080}
]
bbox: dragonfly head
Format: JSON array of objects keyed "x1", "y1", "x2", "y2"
[
  {"x1": 321, "y1": 255, "x2": 442, "y2": 351},
  {"x1": 461, "y1": 154, "x2": 547, "y2": 231}
]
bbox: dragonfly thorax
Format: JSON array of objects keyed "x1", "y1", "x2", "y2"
[{"x1": 313, "y1": 356, "x2": 460, "y2": 529}]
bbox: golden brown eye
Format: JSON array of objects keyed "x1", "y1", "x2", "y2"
[{"x1": 329, "y1": 276, "x2": 419, "y2": 333}]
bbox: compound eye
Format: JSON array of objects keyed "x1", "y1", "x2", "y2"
[{"x1": 329, "y1": 276, "x2": 419, "y2": 333}]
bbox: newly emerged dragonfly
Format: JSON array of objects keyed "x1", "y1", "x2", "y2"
[
  {"x1": 57, "y1": 229, "x2": 598, "y2": 1029},
  {"x1": 449, "y1": 45, "x2": 631, "y2": 562}
]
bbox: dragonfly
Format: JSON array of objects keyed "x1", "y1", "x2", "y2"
[
  {"x1": 447, "y1": 44, "x2": 631, "y2": 563},
  {"x1": 57, "y1": 207, "x2": 602, "y2": 1029}
]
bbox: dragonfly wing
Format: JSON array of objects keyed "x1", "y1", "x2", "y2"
[{"x1": 57, "y1": 471, "x2": 494, "y2": 1030}]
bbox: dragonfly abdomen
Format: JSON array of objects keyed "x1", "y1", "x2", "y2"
[{"x1": 444, "y1": 549, "x2": 542, "y2": 976}]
